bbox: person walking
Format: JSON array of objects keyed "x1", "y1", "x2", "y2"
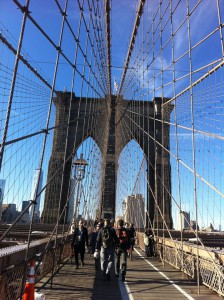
[
  {"x1": 95, "y1": 218, "x2": 117, "y2": 281},
  {"x1": 128, "y1": 223, "x2": 136, "y2": 261},
  {"x1": 93, "y1": 217, "x2": 99, "y2": 228},
  {"x1": 90, "y1": 223, "x2": 101, "y2": 270},
  {"x1": 115, "y1": 219, "x2": 130, "y2": 281},
  {"x1": 148, "y1": 232, "x2": 154, "y2": 257},
  {"x1": 144, "y1": 229, "x2": 150, "y2": 257},
  {"x1": 71, "y1": 219, "x2": 88, "y2": 269}
]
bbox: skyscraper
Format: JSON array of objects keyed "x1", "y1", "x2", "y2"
[
  {"x1": 1, "y1": 203, "x2": 17, "y2": 223},
  {"x1": 21, "y1": 201, "x2": 30, "y2": 223},
  {"x1": 0, "y1": 179, "x2": 6, "y2": 221},
  {"x1": 124, "y1": 194, "x2": 145, "y2": 229},
  {"x1": 177, "y1": 211, "x2": 190, "y2": 230},
  {"x1": 29, "y1": 169, "x2": 43, "y2": 222}
]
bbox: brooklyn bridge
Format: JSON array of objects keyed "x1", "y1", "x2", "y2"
[{"x1": 0, "y1": 0, "x2": 224, "y2": 299}]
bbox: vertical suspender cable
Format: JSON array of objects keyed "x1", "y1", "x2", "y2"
[
  {"x1": 46, "y1": 0, "x2": 70, "y2": 288},
  {"x1": 151, "y1": 0, "x2": 159, "y2": 248},
  {"x1": 159, "y1": 0, "x2": 165, "y2": 264},
  {"x1": 186, "y1": 0, "x2": 200, "y2": 294},
  {"x1": 216, "y1": 0, "x2": 224, "y2": 57},
  {"x1": 169, "y1": 0, "x2": 184, "y2": 270},
  {"x1": 75, "y1": 0, "x2": 93, "y2": 221}
]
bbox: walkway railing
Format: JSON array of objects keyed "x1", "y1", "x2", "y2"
[
  {"x1": 136, "y1": 232, "x2": 224, "y2": 297},
  {"x1": 0, "y1": 234, "x2": 72, "y2": 300}
]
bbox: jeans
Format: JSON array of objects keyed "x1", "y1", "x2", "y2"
[
  {"x1": 145, "y1": 244, "x2": 150, "y2": 257},
  {"x1": 100, "y1": 246, "x2": 114, "y2": 275},
  {"x1": 115, "y1": 247, "x2": 127, "y2": 276}
]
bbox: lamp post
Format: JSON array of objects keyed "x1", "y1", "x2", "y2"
[
  {"x1": 72, "y1": 153, "x2": 88, "y2": 226},
  {"x1": 73, "y1": 153, "x2": 88, "y2": 181},
  {"x1": 122, "y1": 200, "x2": 127, "y2": 222}
]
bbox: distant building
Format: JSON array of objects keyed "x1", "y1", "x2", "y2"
[
  {"x1": 177, "y1": 211, "x2": 190, "y2": 230},
  {"x1": 205, "y1": 223, "x2": 215, "y2": 232},
  {"x1": 190, "y1": 220, "x2": 200, "y2": 231},
  {"x1": 116, "y1": 215, "x2": 123, "y2": 223},
  {"x1": 0, "y1": 179, "x2": 6, "y2": 221},
  {"x1": 123, "y1": 194, "x2": 145, "y2": 229},
  {"x1": 95, "y1": 208, "x2": 101, "y2": 220},
  {"x1": 21, "y1": 201, "x2": 30, "y2": 223},
  {"x1": 29, "y1": 169, "x2": 43, "y2": 222},
  {"x1": 1, "y1": 203, "x2": 17, "y2": 223}
]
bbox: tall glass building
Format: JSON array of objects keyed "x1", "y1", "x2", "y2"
[
  {"x1": 29, "y1": 169, "x2": 43, "y2": 222},
  {"x1": 0, "y1": 179, "x2": 6, "y2": 221}
]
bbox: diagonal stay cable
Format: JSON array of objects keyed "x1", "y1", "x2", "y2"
[
  {"x1": 117, "y1": 0, "x2": 146, "y2": 98},
  {"x1": 0, "y1": 107, "x2": 106, "y2": 147}
]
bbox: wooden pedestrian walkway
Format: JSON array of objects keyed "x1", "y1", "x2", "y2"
[{"x1": 36, "y1": 247, "x2": 221, "y2": 300}]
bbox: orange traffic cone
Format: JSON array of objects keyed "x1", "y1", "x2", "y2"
[
  {"x1": 23, "y1": 259, "x2": 36, "y2": 300},
  {"x1": 28, "y1": 259, "x2": 35, "y2": 300},
  {"x1": 23, "y1": 282, "x2": 30, "y2": 300}
]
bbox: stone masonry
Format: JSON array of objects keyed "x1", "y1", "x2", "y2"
[{"x1": 41, "y1": 92, "x2": 173, "y2": 229}]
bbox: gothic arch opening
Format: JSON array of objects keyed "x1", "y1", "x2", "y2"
[
  {"x1": 70, "y1": 137, "x2": 103, "y2": 224},
  {"x1": 116, "y1": 139, "x2": 147, "y2": 229}
]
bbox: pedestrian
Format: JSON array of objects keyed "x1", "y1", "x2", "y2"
[
  {"x1": 90, "y1": 223, "x2": 101, "y2": 270},
  {"x1": 115, "y1": 219, "x2": 130, "y2": 281},
  {"x1": 128, "y1": 223, "x2": 136, "y2": 260},
  {"x1": 148, "y1": 233, "x2": 154, "y2": 257},
  {"x1": 144, "y1": 229, "x2": 150, "y2": 257},
  {"x1": 95, "y1": 218, "x2": 117, "y2": 281},
  {"x1": 71, "y1": 219, "x2": 89, "y2": 269},
  {"x1": 125, "y1": 222, "x2": 129, "y2": 228},
  {"x1": 93, "y1": 217, "x2": 99, "y2": 228}
]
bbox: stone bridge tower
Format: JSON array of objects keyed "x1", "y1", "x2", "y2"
[{"x1": 41, "y1": 92, "x2": 173, "y2": 229}]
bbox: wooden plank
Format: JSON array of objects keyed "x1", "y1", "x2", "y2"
[{"x1": 36, "y1": 247, "x2": 221, "y2": 299}]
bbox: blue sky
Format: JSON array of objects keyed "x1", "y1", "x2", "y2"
[{"x1": 0, "y1": 0, "x2": 138, "y2": 92}]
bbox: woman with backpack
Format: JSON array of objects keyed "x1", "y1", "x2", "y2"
[
  {"x1": 95, "y1": 219, "x2": 117, "y2": 281},
  {"x1": 115, "y1": 219, "x2": 130, "y2": 281}
]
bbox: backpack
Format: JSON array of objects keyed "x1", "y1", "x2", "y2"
[
  {"x1": 102, "y1": 227, "x2": 113, "y2": 248},
  {"x1": 116, "y1": 228, "x2": 129, "y2": 247}
]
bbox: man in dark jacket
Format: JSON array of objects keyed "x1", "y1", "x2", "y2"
[
  {"x1": 128, "y1": 223, "x2": 136, "y2": 261},
  {"x1": 71, "y1": 219, "x2": 88, "y2": 269}
]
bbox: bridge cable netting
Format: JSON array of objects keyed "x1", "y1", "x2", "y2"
[{"x1": 0, "y1": 0, "x2": 224, "y2": 298}]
